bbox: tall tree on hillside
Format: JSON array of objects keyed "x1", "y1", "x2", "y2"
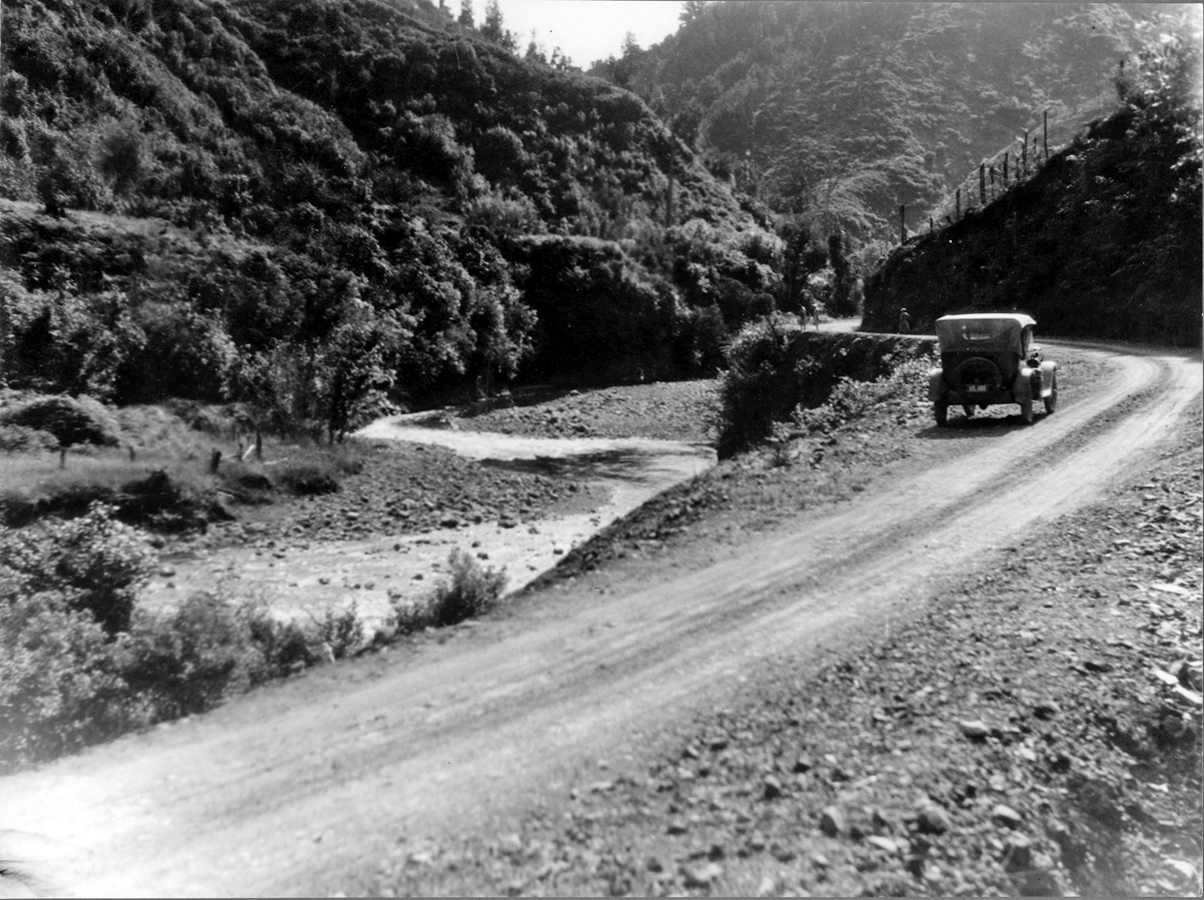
[
  {"x1": 827, "y1": 231, "x2": 853, "y2": 316},
  {"x1": 680, "y1": 0, "x2": 709, "y2": 26},
  {"x1": 481, "y1": 0, "x2": 516, "y2": 50},
  {"x1": 524, "y1": 30, "x2": 546, "y2": 65},
  {"x1": 458, "y1": 0, "x2": 474, "y2": 29},
  {"x1": 602, "y1": 32, "x2": 642, "y2": 89}
]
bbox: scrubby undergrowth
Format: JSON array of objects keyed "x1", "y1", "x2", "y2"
[
  {"x1": 714, "y1": 315, "x2": 935, "y2": 458},
  {"x1": 0, "y1": 393, "x2": 370, "y2": 530},
  {"x1": 0, "y1": 498, "x2": 509, "y2": 773}
]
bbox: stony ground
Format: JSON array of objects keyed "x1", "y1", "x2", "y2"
[
  {"x1": 455, "y1": 381, "x2": 720, "y2": 443},
  {"x1": 162, "y1": 380, "x2": 718, "y2": 557},
  {"x1": 344, "y1": 362, "x2": 1201, "y2": 898},
  {"x1": 190, "y1": 441, "x2": 610, "y2": 551},
  {"x1": 28, "y1": 358, "x2": 1195, "y2": 898}
]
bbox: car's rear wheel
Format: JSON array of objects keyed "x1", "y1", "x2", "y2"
[
  {"x1": 962, "y1": 404, "x2": 975, "y2": 417},
  {"x1": 1044, "y1": 376, "x2": 1058, "y2": 415},
  {"x1": 952, "y1": 356, "x2": 1003, "y2": 392},
  {"x1": 1020, "y1": 398, "x2": 1034, "y2": 424},
  {"x1": 934, "y1": 401, "x2": 948, "y2": 427}
]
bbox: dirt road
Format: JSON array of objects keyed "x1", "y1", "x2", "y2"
[{"x1": 1, "y1": 345, "x2": 1199, "y2": 897}]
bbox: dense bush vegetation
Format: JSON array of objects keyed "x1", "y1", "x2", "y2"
[
  {"x1": 716, "y1": 315, "x2": 935, "y2": 458},
  {"x1": 0, "y1": 499, "x2": 513, "y2": 772},
  {"x1": 0, "y1": 502, "x2": 371, "y2": 771},
  {"x1": 0, "y1": 0, "x2": 780, "y2": 432}
]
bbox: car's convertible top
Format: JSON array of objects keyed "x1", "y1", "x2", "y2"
[{"x1": 935, "y1": 313, "x2": 1036, "y2": 352}]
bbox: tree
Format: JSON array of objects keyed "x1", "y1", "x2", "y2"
[
  {"x1": 549, "y1": 47, "x2": 573, "y2": 71},
  {"x1": 763, "y1": 135, "x2": 889, "y2": 240},
  {"x1": 604, "y1": 32, "x2": 643, "y2": 89},
  {"x1": 321, "y1": 299, "x2": 409, "y2": 442},
  {"x1": 828, "y1": 231, "x2": 854, "y2": 316},
  {"x1": 680, "y1": 0, "x2": 709, "y2": 26},
  {"x1": 524, "y1": 31, "x2": 546, "y2": 65},
  {"x1": 458, "y1": 0, "x2": 474, "y2": 29},
  {"x1": 481, "y1": 0, "x2": 515, "y2": 50}
]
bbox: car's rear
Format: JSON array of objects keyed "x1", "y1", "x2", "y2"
[{"x1": 928, "y1": 314, "x2": 1055, "y2": 426}]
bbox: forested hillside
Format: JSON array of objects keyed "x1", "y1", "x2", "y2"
[
  {"x1": 618, "y1": 2, "x2": 1154, "y2": 248},
  {"x1": 863, "y1": 28, "x2": 1202, "y2": 347},
  {"x1": 0, "y1": 0, "x2": 1197, "y2": 439},
  {"x1": 0, "y1": 0, "x2": 778, "y2": 435}
]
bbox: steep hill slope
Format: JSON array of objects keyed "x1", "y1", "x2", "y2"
[
  {"x1": 862, "y1": 33, "x2": 1202, "y2": 347},
  {"x1": 621, "y1": 2, "x2": 1160, "y2": 244},
  {"x1": 0, "y1": 0, "x2": 776, "y2": 429}
]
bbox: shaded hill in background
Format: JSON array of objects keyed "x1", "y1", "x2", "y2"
[
  {"x1": 862, "y1": 33, "x2": 1202, "y2": 348},
  {"x1": 618, "y1": 2, "x2": 1156, "y2": 246},
  {"x1": 0, "y1": 0, "x2": 777, "y2": 434}
]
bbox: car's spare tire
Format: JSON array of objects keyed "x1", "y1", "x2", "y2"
[{"x1": 951, "y1": 356, "x2": 1004, "y2": 391}]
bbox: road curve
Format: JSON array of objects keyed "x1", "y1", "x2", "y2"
[{"x1": 0, "y1": 346, "x2": 1199, "y2": 897}]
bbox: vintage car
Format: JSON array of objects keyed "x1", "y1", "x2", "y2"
[{"x1": 928, "y1": 313, "x2": 1058, "y2": 426}]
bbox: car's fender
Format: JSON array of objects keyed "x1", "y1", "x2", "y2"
[
  {"x1": 1038, "y1": 360, "x2": 1058, "y2": 397},
  {"x1": 1013, "y1": 366, "x2": 1035, "y2": 401},
  {"x1": 927, "y1": 367, "x2": 945, "y2": 401}
]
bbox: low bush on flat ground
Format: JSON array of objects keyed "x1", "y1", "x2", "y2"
[
  {"x1": 0, "y1": 503, "x2": 507, "y2": 773},
  {"x1": 0, "y1": 503, "x2": 358, "y2": 769},
  {"x1": 0, "y1": 395, "x2": 368, "y2": 529},
  {"x1": 389, "y1": 550, "x2": 508, "y2": 634}
]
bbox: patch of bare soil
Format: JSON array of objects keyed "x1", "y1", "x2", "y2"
[
  {"x1": 454, "y1": 379, "x2": 720, "y2": 443},
  {"x1": 388, "y1": 368, "x2": 1202, "y2": 898}
]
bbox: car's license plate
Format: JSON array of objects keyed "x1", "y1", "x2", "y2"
[{"x1": 969, "y1": 385, "x2": 987, "y2": 392}]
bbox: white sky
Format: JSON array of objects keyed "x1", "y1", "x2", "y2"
[{"x1": 487, "y1": 0, "x2": 684, "y2": 68}]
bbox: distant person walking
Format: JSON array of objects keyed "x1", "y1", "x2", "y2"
[
  {"x1": 812, "y1": 307, "x2": 821, "y2": 331},
  {"x1": 898, "y1": 307, "x2": 911, "y2": 334}
]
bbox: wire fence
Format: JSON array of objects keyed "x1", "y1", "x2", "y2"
[{"x1": 897, "y1": 90, "x2": 1118, "y2": 244}]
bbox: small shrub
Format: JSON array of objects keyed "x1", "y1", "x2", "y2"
[
  {"x1": 792, "y1": 357, "x2": 932, "y2": 435},
  {"x1": 388, "y1": 550, "x2": 508, "y2": 633},
  {"x1": 388, "y1": 594, "x2": 431, "y2": 636},
  {"x1": 0, "y1": 394, "x2": 122, "y2": 448},
  {"x1": 309, "y1": 602, "x2": 365, "y2": 659},
  {"x1": 0, "y1": 424, "x2": 59, "y2": 452},
  {"x1": 274, "y1": 462, "x2": 341, "y2": 496},
  {"x1": 0, "y1": 503, "x2": 155, "y2": 634},
  {"x1": 428, "y1": 549, "x2": 507, "y2": 626},
  {"x1": 0, "y1": 593, "x2": 131, "y2": 767},
  {"x1": 717, "y1": 323, "x2": 936, "y2": 457},
  {"x1": 715, "y1": 312, "x2": 807, "y2": 458},
  {"x1": 120, "y1": 593, "x2": 260, "y2": 719},
  {"x1": 121, "y1": 468, "x2": 222, "y2": 532}
]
